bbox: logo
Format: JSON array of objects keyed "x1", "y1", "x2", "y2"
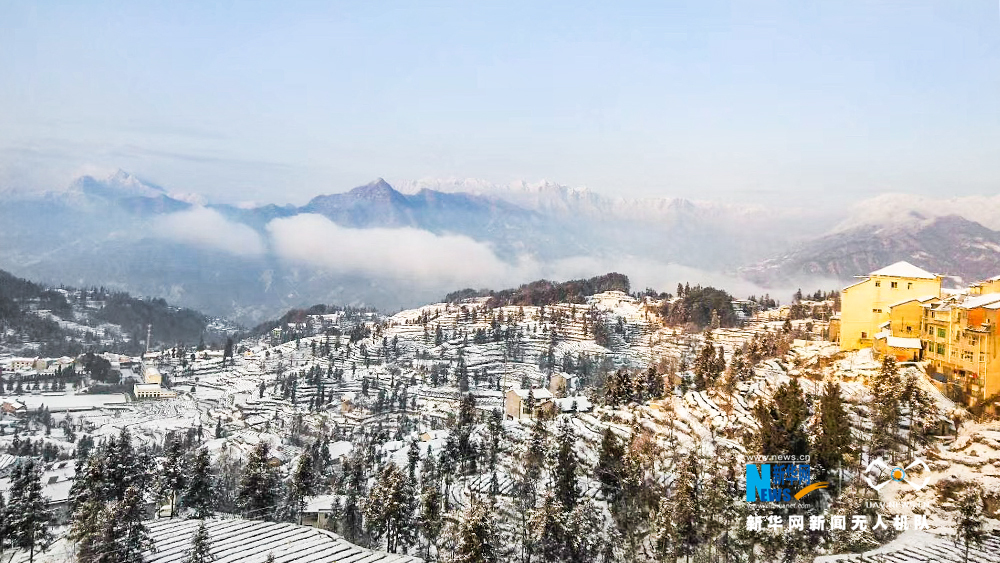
[
  {"x1": 863, "y1": 458, "x2": 930, "y2": 491},
  {"x1": 746, "y1": 456, "x2": 829, "y2": 502}
]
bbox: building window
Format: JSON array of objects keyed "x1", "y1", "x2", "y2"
[
  {"x1": 861, "y1": 332, "x2": 867, "y2": 339},
  {"x1": 891, "y1": 281, "x2": 898, "y2": 289},
  {"x1": 907, "y1": 282, "x2": 913, "y2": 289},
  {"x1": 936, "y1": 343, "x2": 945, "y2": 355},
  {"x1": 937, "y1": 328, "x2": 946, "y2": 338},
  {"x1": 875, "y1": 281, "x2": 881, "y2": 287},
  {"x1": 872, "y1": 308, "x2": 882, "y2": 313},
  {"x1": 906, "y1": 326, "x2": 912, "y2": 333}
]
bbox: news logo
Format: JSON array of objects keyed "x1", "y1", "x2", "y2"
[{"x1": 746, "y1": 455, "x2": 828, "y2": 502}]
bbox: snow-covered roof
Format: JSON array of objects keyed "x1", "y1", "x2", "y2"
[
  {"x1": 958, "y1": 293, "x2": 1000, "y2": 309},
  {"x1": 328, "y1": 440, "x2": 353, "y2": 460},
  {"x1": 885, "y1": 336, "x2": 922, "y2": 350},
  {"x1": 887, "y1": 295, "x2": 939, "y2": 308},
  {"x1": 555, "y1": 396, "x2": 593, "y2": 412},
  {"x1": 509, "y1": 387, "x2": 554, "y2": 400},
  {"x1": 868, "y1": 261, "x2": 937, "y2": 279},
  {"x1": 303, "y1": 494, "x2": 343, "y2": 513}
]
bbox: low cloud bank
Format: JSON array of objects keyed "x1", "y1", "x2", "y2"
[
  {"x1": 153, "y1": 206, "x2": 266, "y2": 257},
  {"x1": 265, "y1": 214, "x2": 789, "y2": 302}
]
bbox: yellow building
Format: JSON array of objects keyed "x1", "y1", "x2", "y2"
[
  {"x1": 840, "y1": 261, "x2": 942, "y2": 351},
  {"x1": 921, "y1": 292, "x2": 1000, "y2": 411},
  {"x1": 969, "y1": 275, "x2": 1000, "y2": 296}
]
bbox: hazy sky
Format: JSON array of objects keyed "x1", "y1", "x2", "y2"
[{"x1": 1, "y1": 1, "x2": 998, "y2": 206}]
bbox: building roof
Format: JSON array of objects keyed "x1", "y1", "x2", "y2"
[
  {"x1": 868, "y1": 261, "x2": 938, "y2": 279},
  {"x1": 886, "y1": 336, "x2": 923, "y2": 350},
  {"x1": 509, "y1": 387, "x2": 554, "y2": 400},
  {"x1": 888, "y1": 295, "x2": 939, "y2": 308},
  {"x1": 959, "y1": 293, "x2": 1000, "y2": 309}
]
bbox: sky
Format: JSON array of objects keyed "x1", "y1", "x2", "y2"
[{"x1": 1, "y1": 1, "x2": 999, "y2": 207}]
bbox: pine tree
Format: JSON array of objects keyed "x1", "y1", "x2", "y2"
[
  {"x1": 454, "y1": 500, "x2": 500, "y2": 563},
  {"x1": 160, "y1": 435, "x2": 187, "y2": 517},
  {"x1": 870, "y1": 356, "x2": 903, "y2": 459},
  {"x1": 671, "y1": 451, "x2": 703, "y2": 562},
  {"x1": 236, "y1": 442, "x2": 280, "y2": 520},
  {"x1": 289, "y1": 452, "x2": 318, "y2": 524},
  {"x1": 531, "y1": 494, "x2": 568, "y2": 562},
  {"x1": 110, "y1": 485, "x2": 155, "y2": 563},
  {"x1": 184, "y1": 522, "x2": 215, "y2": 563},
  {"x1": 564, "y1": 500, "x2": 604, "y2": 563},
  {"x1": 108, "y1": 428, "x2": 141, "y2": 501},
  {"x1": 180, "y1": 449, "x2": 215, "y2": 518},
  {"x1": 644, "y1": 366, "x2": 664, "y2": 400},
  {"x1": 752, "y1": 378, "x2": 811, "y2": 458},
  {"x1": 340, "y1": 448, "x2": 367, "y2": 544},
  {"x1": 813, "y1": 380, "x2": 852, "y2": 487},
  {"x1": 551, "y1": 420, "x2": 579, "y2": 511},
  {"x1": 954, "y1": 485, "x2": 986, "y2": 563},
  {"x1": 418, "y1": 478, "x2": 443, "y2": 560},
  {"x1": 595, "y1": 428, "x2": 624, "y2": 504},
  {"x1": 0, "y1": 490, "x2": 7, "y2": 559},
  {"x1": 363, "y1": 462, "x2": 416, "y2": 553},
  {"x1": 70, "y1": 455, "x2": 107, "y2": 563},
  {"x1": 7, "y1": 459, "x2": 52, "y2": 563}
]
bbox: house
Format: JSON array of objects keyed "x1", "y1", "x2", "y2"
[
  {"x1": 548, "y1": 373, "x2": 578, "y2": 398},
  {"x1": 134, "y1": 383, "x2": 178, "y2": 399},
  {"x1": 840, "y1": 262, "x2": 942, "y2": 351},
  {"x1": 301, "y1": 494, "x2": 343, "y2": 528},
  {"x1": 873, "y1": 334, "x2": 923, "y2": 362},
  {"x1": 555, "y1": 396, "x2": 593, "y2": 413},
  {"x1": 9, "y1": 357, "x2": 46, "y2": 372},
  {"x1": 828, "y1": 313, "x2": 841, "y2": 343},
  {"x1": 504, "y1": 387, "x2": 555, "y2": 420},
  {"x1": 1, "y1": 398, "x2": 26, "y2": 415},
  {"x1": 917, "y1": 290, "x2": 1000, "y2": 412}
]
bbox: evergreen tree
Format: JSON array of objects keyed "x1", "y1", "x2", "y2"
[
  {"x1": 159, "y1": 435, "x2": 187, "y2": 517},
  {"x1": 531, "y1": 494, "x2": 568, "y2": 562},
  {"x1": 671, "y1": 451, "x2": 703, "y2": 561},
  {"x1": 454, "y1": 500, "x2": 500, "y2": 563},
  {"x1": 363, "y1": 462, "x2": 416, "y2": 553},
  {"x1": 0, "y1": 490, "x2": 7, "y2": 558},
  {"x1": 70, "y1": 454, "x2": 108, "y2": 563},
  {"x1": 551, "y1": 420, "x2": 579, "y2": 511},
  {"x1": 813, "y1": 380, "x2": 852, "y2": 486},
  {"x1": 643, "y1": 366, "x2": 664, "y2": 401},
  {"x1": 236, "y1": 442, "x2": 280, "y2": 520},
  {"x1": 752, "y1": 378, "x2": 810, "y2": 458},
  {"x1": 595, "y1": 428, "x2": 624, "y2": 505},
  {"x1": 7, "y1": 459, "x2": 52, "y2": 563},
  {"x1": 184, "y1": 522, "x2": 215, "y2": 563},
  {"x1": 107, "y1": 428, "x2": 137, "y2": 500},
  {"x1": 340, "y1": 449, "x2": 367, "y2": 545},
  {"x1": 870, "y1": 356, "x2": 903, "y2": 458},
  {"x1": 954, "y1": 485, "x2": 986, "y2": 563},
  {"x1": 109, "y1": 485, "x2": 155, "y2": 563},
  {"x1": 180, "y1": 449, "x2": 215, "y2": 518},
  {"x1": 289, "y1": 452, "x2": 318, "y2": 524},
  {"x1": 418, "y1": 477, "x2": 443, "y2": 560}
]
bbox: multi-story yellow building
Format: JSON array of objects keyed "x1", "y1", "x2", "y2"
[
  {"x1": 919, "y1": 292, "x2": 1000, "y2": 410},
  {"x1": 840, "y1": 261, "x2": 942, "y2": 351}
]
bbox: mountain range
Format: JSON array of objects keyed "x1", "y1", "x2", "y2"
[{"x1": 2, "y1": 170, "x2": 998, "y2": 323}]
